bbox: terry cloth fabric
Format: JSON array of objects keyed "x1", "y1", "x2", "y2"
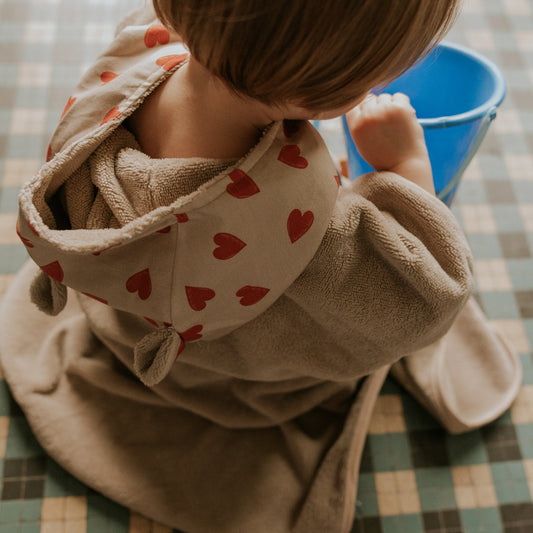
[{"x1": 0, "y1": 4, "x2": 522, "y2": 532}]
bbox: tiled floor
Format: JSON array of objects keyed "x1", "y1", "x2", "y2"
[{"x1": 1, "y1": 0, "x2": 533, "y2": 532}]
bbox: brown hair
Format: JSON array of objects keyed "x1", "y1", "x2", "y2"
[{"x1": 153, "y1": 0, "x2": 461, "y2": 111}]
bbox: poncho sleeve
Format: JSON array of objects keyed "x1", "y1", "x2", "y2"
[{"x1": 284, "y1": 171, "x2": 474, "y2": 379}]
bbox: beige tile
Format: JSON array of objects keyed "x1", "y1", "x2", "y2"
[
  {"x1": 519, "y1": 204, "x2": 533, "y2": 232},
  {"x1": 505, "y1": 154, "x2": 533, "y2": 181},
  {"x1": 455, "y1": 486, "x2": 477, "y2": 509},
  {"x1": 42, "y1": 497, "x2": 65, "y2": 521},
  {"x1": 2, "y1": 158, "x2": 40, "y2": 187},
  {"x1": 492, "y1": 319, "x2": 531, "y2": 354},
  {"x1": 516, "y1": 30, "x2": 533, "y2": 52},
  {"x1": 473, "y1": 260, "x2": 513, "y2": 292},
  {"x1": 452, "y1": 465, "x2": 497, "y2": 508},
  {"x1": 493, "y1": 109, "x2": 523, "y2": 134},
  {"x1": 9, "y1": 108, "x2": 47, "y2": 135},
  {"x1": 460, "y1": 205, "x2": 497, "y2": 233},
  {"x1": 511, "y1": 385, "x2": 533, "y2": 424},
  {"x1": 17, "y1": 63, "x2": 51, "y2": 87},
  {"x1": 503, "y1": 0, "x2": 532, "y2": 15},
  {"x1": 465, "y1": 29, "x2": 495, "y2": 51},
  {"x1": 0, "y1": 213, "x2": 20, "y2": 245},
  {"x1": 65, "y1": 519, "x2": 86, "y2": 533},
  {"x1": 65, "y1": 496, "x2": 87, "y2": 520},
  {"x1": 24, "y1": 22, "x2": 56, "y2": 43},
  {"x1": 463, "y1": 158, "x2": 482, "y2": 182},
  {"x1": 462, "y1": 0, "x2": 484, "y2": 13},
  {"x1": 41, "y1": 520, "x2": 65, "y2": 533},
  {"x1": 0, "y1": 275, "x2": 16, "y2": 301}
]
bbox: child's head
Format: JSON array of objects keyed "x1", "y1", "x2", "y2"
[{"x1": 153, "y1": 0, "x2": 461, "y2": 113}]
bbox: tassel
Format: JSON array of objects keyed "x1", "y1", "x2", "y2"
[
  {"x1": 133, "y1": 327, "x2": 182, "y2": 387},
  {"x1": 30, "y1": 271, "x2": 67, "y2": 316}
]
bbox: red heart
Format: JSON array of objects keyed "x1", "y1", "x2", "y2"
[
  {"x1": 175, "y1": 213, "x2": 189, "y2": 223},
  {"x1": 213, "y1": 233, "x2": 246, "y2": 260},
  {"x1": 334, "y1": 174, "x2": 341, "y2": 187},
  {"x1": 82, "y1": 292, "x2": 108, "y2": 305},
  {"x1": 156, "y1": 226, "x2": 171, "y2": 234},
  {"x1": 236, "y1": 286, "x2": 270, "y2": 306},
  {"x1": 181, "y1": 324, "x2": 203, "y2": 341},
  {"x1": 156, "y1": 53, "x2": 188, "y2": 71},
  {"x1": 100, "y1": 71, "x2": 118, "y2": 84},
  {"x1": 144, "y1": 24, "x2": 170, "y2": 48},
  {"x1": 278, "y1": 145, "x2": 308, "y2": 169},
  {"x1": 40, "y1": 261, "x2": 64, "y2": 282},
  {"x1": 226, "y1": 169, "x2": 260, "y2": 199},
  {"x1": 126, "y1": 269, "x2": 152, "y2": 300},
  {"x1": 101, "y1": 106, "x2": 121, "y2": 125},
  {"x1": 16, "y1": 220, "x2": 33, "y2": 248},
  {"x1": 283, "y1": 120, "x2": 300, "y2": 138},
  {"x1": 143, "y1": 316, "x2": 158, "y2": 327},
  {"x1": 60, "y1": 96, "x2": 76, "y2": 120},
  {"x1": 186, "y1": 286, "x2": 216, "y2": 311},
  {"x1": 287, "y1": 209, "x2": 314, "y2": 243},
  {"x1": 46, "y1": 144, "x2": 52, "y2": 162},
  {"x1": 27, "y1": 220, "x2": 39, "y2": 236}
]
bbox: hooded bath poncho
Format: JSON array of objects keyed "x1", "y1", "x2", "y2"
[{"x1": 0, "y1": 5, "x2": 521, "y2": 532}]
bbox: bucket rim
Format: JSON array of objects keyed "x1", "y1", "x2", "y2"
[{"x1": 416, "y1": 41, "x2": 507, "y2": 129}]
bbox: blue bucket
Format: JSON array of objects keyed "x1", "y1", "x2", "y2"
[{"x1": 342, "y1": 41, "x2": 506, "y2": 205}]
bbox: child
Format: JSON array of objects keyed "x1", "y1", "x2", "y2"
[{"x1": 0, "y1": 1, "x2": 521, "y2": 532}]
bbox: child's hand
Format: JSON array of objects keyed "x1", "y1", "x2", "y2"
[{"x1": 346, "y1": 93, "x2": 435, "y2": 195}]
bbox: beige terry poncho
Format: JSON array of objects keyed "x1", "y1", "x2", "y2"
[{"x1": 0, "y1": 6, "x2": 522, "y2": 533}]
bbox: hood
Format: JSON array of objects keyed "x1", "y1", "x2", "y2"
[{"x1": 16, "y1": 17, "x2": 340, "y2": 385}]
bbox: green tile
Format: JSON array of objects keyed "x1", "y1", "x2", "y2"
[
  {"x1": 355, "y1": 473, "x2": 379, "y2": 517},
  {"x1": 0, "y1": 381, "x2": 12, "y2": 416},
  {"x1": 19, "y1": 500, "x2": 41, "y2": 522},
  {"x1": 520, "y1": 353, "x2": 533, "y2": 385},
  {"x1": 44, "y1": 459, "x2": 88, "y2": 498},
  {"x1": 491, "y1": 461, "x2": 531, "y2": 504},
  {"x1": 0, "y1": 525, "x2": 18, "y2": 533},
  {"x1": 14, "y1": 88, "x2": 49, "y2": 109},
  {"x1": 5, "y1": 416, "x2": 44, "y2": 458},
  {"x1": 20, "y1": 524, "x2": 41, "y2": 533},
  {"x1": 381, "y1": 514, "x2": 424, "y2": 533},
  {"x1": 466, "y1": 234, "x2": 503, "y2": 260},
  {"x1": 0, "y1": 501, "x2": 22, "y2": 524},
  {"x1": 524, "y1": 319, "x2": 533, "y2": 351},
  {"x1": 86, "y1": 493, "x2": 129, "y2": 533},
  {"x1": 7, "y1": 136, "x2": 43, "y2": 159},
  {"x1": 460, "y1": 507, "x2": 502, "y2": 533},
  {"x1": 478, "y1": 154, "x2": 509, "y2": 181},
  {"x1": 0, "y1": 187, "x2": 20, "y2": 214},
  {"x1": 512, "y1": 181, "x2": 533, "y2": 202},
  {"x1": 455, "y1": 181, "x2": 488, "y2": 204},
  {"x1": 368, "y1": 433, "x2": 412, "y2": 472},
  {"x1": 415, "y1": 467, "x2": 456, "y2": 511},
  {"x1": 401, "y1": 394, "x2": 441, "y2": 432},
  {"x1": 515, "y1": 424, "x2": 533, "y2": 460},
  {"x1": 446, "y1": 430, "x2": 488, "y2": 466},
  {"x1": 479, "y1": 291, "x2": 520, "y2": 320},
  {"x1": 507, "y1": 260, "x2": 533, "y2": 290}
]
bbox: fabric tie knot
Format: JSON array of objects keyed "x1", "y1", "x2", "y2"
[{"x1": 30, "y1": 271, "x2": 67, "y2": 316}]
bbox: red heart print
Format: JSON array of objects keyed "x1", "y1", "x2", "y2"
[
  {"x1": 46, "y1": 144, "x2": 52, "y2": 162},
  {"x1": 156, "y1": 53, "x2": 188, "y2": 71},
  {"x1": 236, "y1": 286, "x2": 270, "y2": 306},
  {"x1": 100, "y1": 71, "x2": 118, "y2": 84},
  {"x1": 82, "y1": 292, "x2": 108, "y2": 305},
  {"x1": 101, "y1": 106, "x2": 121, "y2": 125},
  {"x1": 40, "y1": 261, "x2": 64, "y2": 282},
  {"x1": 186, "y1": 286, "x2": 216, "y2": 311},
  {"x1": 213, "y1": 233, "x2": 246, "y2": 260},
  {"x1": 27, "y1": 220, "x2": 39, "y2": 236},
  {"x1": 144, "y1": 24, "x2": 170, "y2": 48},
  {"x1": 175, "y1": 213, "x2": 189, "y2": 223},
  {"x1": 334, "y1": 174, "x2": 341, "y2": 187},
  {"x1": 287, "y1": 209, "x2": 314, "y2": 243},
  {"x1": 227, "y1": 169, "x2": 260, "y2": 199},
  {"x1": 16, "y1": 220, "x2": 33, "y2": 248},
  {"x1": 181, "y1": 324, "x2": 203, "y2": 341},
  {"x1": 176, "y1": 325, "x2": 203, "y2": 357},
  {"x1": 126, "y1": 269, "x2": 152, "y2": 300},
  {"x1": 278, "y1": 145, "x2": 308, "y2": 169},
  {"x1": 60, "y1": 96, "x2": 76, "y2": 120},
  {"x1": 283, "y1": 120, "x2": 300, "y2": 138},
  {"x1": 143, "y1": 316, "x2": 158, "y2": 327},
  {"x1": 157, "y1": 226, "x2": 171, "y2": 234}
]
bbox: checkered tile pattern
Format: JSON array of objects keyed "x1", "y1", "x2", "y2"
[{"x1": 1, "y1": 0, "x2": 533, "y2": 531}]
